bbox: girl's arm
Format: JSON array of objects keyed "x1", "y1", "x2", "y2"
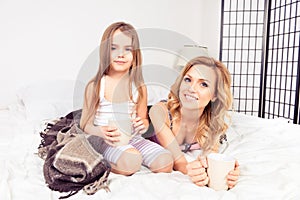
[
  {"x1": 80, "y1": 82, "x2": 120, "y2": 146},
  {"x1": 149, "y1": 102, "x2": 188, "y2": 174},
  {"x1": 133, "y1": 85, "x2": 149, "y2": 134}
]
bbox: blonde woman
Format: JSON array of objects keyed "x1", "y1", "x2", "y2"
[
  {"x1": 149, "y1": 56, "x2": 239, "y2": 188},
  {"x1": 80, "y1": 22, "x2": 173, "y2": 175}
]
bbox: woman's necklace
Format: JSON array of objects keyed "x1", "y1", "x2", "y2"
[{"x1": 179, "y1": 121, "x2": 199, "y2": 153}]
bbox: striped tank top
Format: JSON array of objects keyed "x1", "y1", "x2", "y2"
[{"x1": 93, "y1": 75, "x2": 138, "y2": 127}]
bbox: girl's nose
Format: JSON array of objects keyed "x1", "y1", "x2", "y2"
[{"x1": 117, "y1": 50, "x2": 125, "y2": 58}]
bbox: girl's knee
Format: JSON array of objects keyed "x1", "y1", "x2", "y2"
[
  {"x1": 150, "y1": 152, "x2": 174, "y2": 173},
  {"x1": 115, "y1": 148, "x2": 142, "y2": 175}
]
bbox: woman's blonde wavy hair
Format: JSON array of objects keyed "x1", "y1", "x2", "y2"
[
  {"x1": 167, "y1": 56, "x2": 232, "y2": 155},
  {"x1": 80, "y1": 22, "x2": 144, "y2": 130}
]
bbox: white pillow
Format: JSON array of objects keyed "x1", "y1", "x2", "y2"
[
  {"x1": 147, "y1": 85, "x2": 169, "y2": 105},
  {"x1": 16, "y1": 80, "x2": 85, "y2": 121}
]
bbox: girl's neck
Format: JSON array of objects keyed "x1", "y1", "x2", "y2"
[
  {"x1": 104, "y1": 72, "x2": 130, "y2": 103},
  {"x1": 107, "y1": 70, "x2": 130, "y2": 80}
]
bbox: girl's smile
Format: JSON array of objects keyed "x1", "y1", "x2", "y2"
[{"x1": 113, "y1": 60, "x2": 127, "y2": 65}]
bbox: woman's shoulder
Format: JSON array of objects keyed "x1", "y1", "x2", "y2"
[
  {"x1": 149, "y1": 101, "x2": 168, "y2": 116},
  {"x1": 149, "y1": 100, "x2": 172, "y2": 130}
]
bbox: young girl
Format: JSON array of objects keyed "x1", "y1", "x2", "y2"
[
  {"x1": 80, "y1": 22, "x2": 173, "y2": 175},
  {"x1": 149, "y1": 56, "x2": 240, "y2": 188}
]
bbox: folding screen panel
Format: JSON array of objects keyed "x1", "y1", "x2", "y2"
[
  {"x1": 263, "y1": 0, "x2": 300, "y2": 123},
  {"x1": 220, "y1": 0, "x2": 300, "y2": 124}
]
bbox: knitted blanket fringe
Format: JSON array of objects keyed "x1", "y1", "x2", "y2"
[{"x1": 37, "y1": 110, "x2": 111, "y2": 199}]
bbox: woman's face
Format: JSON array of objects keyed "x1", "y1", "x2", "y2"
[
  {"x1": 110, "y1": 29, "x2": 133, "y2": 74},
  {"x1": 179, "y1": 64, "x2": 217, "y2": 111}
]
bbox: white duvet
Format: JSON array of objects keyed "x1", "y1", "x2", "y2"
[{"x1": 1, "y1": 105, "x2": 300, "y2": 200}]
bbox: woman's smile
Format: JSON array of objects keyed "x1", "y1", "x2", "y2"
[
  {"x1": 184, "y1": 93, "x2": 199, "y2": 101},
  {"x1": 179, "y1": 64, "x2": 216, "y2": 110}
]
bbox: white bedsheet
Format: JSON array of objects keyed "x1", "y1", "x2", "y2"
[{"x1": 1, "y1": 105, "x2": 300, "y2": 200}]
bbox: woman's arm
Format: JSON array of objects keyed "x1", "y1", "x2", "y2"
[
  {"x1": 149, "y1": 102, "x2": 187, "y2": 174},
  {"x1": 227, "y1": 160, "x2": 240, "y2": 189}
]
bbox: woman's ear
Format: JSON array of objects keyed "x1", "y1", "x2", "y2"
[{"x1": 211, "y1": 96, "x2": 217, "y2": 102}]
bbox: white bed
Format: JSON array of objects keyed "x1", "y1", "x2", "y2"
[{"x1": 1, "y1": 81, "x2": 300, "y2": 200}]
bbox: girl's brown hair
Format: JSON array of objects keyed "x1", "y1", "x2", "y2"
[{"x1": 80, "y1": 22, "x2": 144, "y2": 129}]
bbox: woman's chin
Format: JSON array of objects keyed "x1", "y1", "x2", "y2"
[{"x1": 181, "y1": 100, "x2": 200, "y2": 110}]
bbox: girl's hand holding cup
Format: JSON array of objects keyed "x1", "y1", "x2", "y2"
[
  {"x1": 100, "y1": 125, "x2": 120, "y2": 146},
  {"x1": 108, "y1": 120, "x2": 132, "y2": 146},
  {"x1": 132, "y1": 116, "x2": 147, "y2": 135}
]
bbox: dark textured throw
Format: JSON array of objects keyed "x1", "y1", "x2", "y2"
[{"x1": 38, "y1": 110, "x2": 111, "y2": 199}]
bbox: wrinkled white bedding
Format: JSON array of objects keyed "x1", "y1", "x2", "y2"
[{"x1": 1, "y1": 105, "x2": 300, "y2": 200}]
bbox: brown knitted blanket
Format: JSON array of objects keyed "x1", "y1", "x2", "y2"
[{"x1": 38, "y1": 110, "x2": 111, "y2": 199}]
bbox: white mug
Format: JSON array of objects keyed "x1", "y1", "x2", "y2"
[
  {"x1": 207, "y1": 153, "x2": 235, "y2": 191},
  {"x1": 108, "y1": 119, "x2": 134, "y2": 146}
]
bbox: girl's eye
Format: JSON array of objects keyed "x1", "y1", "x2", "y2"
[
  {"x1": 183, "y1": 77, "x2": 191, "y2": 82},
  {"x1": 111, "y1": 46, "x2": 116, "y2": 50},
  {"x1": 125, "y1": 47, "x2": 133, "y2": 51}
]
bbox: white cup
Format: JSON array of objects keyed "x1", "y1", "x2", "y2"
[
  {"x1": 108, "y1": 119, "x2": 133, "y2": 146},
  {"x1": 207, "y1": 153, "x2": 235, "y2": 191}
]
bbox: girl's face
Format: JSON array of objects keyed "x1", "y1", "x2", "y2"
[
  {"x1": 179, "y1": 64, "x2": 217, "y2": 111},
  {"x1": 110, "y1": 29, "x2": 133, "y2": 74}
]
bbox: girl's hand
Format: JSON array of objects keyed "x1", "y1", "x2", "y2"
[
  {"x1": 186, "y1": 158, "x2": 209, "y2": 187},
  {"x1": 132, "y1": 116, "x2": 147, "y2": 135},
  {"x1": 100, "y1": 126, "x2": 120, "y2": 146},
  {"x1": 227, "y1": 160, "x2": 240, "y2": 189}
]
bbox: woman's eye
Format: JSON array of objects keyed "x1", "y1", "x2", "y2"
[
  {"x1": 183, "y1": 77, "x2": 191, "y2": 82},
  {"x1": 200, "y1": 82, "x2": 208, "y2": 87},
  {"x1": 111, "y1": 46, "x2": 116, "y2": 50}
]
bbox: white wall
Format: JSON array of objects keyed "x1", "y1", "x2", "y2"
[{"x1": 0, "y1": 0, "x2": 221, "y2": 107}]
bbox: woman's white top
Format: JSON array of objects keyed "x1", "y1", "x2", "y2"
[{"x1": 94, "y1": 75, "x2": 138, "y2": 126}]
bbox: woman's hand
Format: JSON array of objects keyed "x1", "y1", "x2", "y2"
[
  {"x1": 132, "y1": 116, "x2": 147, "y2": 135},
  {"x1": 186, "y1": 158, "x2": 209, "y2": 187},
  {"x1": 227, "y1": 160, "x2": 240, "y2": 189},
  {"x1": 100, "y1": 126, "x2": 120, "y2": 146}
]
